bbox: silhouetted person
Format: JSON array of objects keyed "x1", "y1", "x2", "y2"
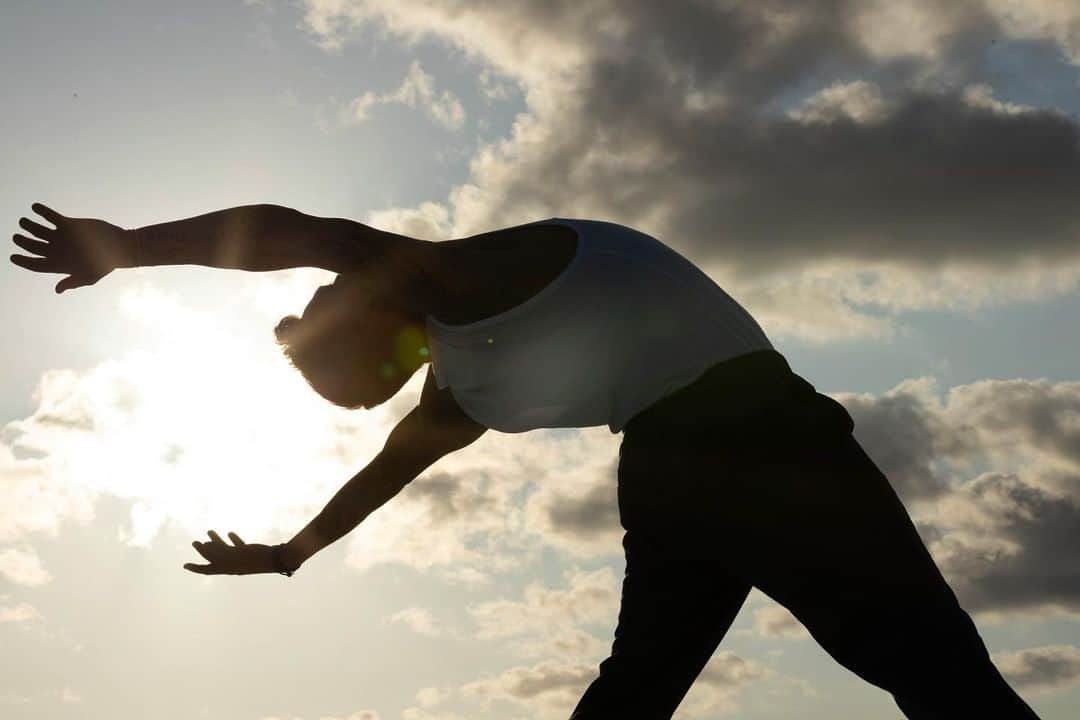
[{"x1": 10, "y1": 202, "x2": 1041, "y2": 719}]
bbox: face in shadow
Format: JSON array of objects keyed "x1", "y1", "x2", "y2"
[{"x1": 274, "y1": 275, "x2": 428, "y2": 409}]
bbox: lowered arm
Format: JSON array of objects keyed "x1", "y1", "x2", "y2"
[{"x1": 280, "y1": 366, "x2": 487, "y2": 571}]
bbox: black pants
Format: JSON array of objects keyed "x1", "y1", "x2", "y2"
[{"x1": 569, "y1": 350, "x2": 1039, "y2": 719}]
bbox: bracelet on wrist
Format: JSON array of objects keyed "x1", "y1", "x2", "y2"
[{"x1": 271, "y1": 543, "x2": 295, "y2": 577}]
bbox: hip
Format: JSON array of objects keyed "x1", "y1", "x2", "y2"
[{"x1": 620, "y1": 349, "x2": 854, "y2": 461}]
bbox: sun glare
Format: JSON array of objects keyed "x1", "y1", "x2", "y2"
[{"x1": 11, "y1": 282, "x2": 392, "y2": 547}]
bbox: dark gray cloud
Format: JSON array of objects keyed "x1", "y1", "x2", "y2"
[
  {"x1": 522, "y1": 456, "x2": 622, "y2": 558},
  {"x1": 408, "y1": 470, "x2": 501, "y2": 524},
  {"x1": 299, "y1": 3, "x2": 1080, "y2": 613},
  {"x1": 308, "y1": 0, "x2": 1080, "y2": 294},
  {"x1": 542, "y1": 473, "x2": 620, "y2": 539},
  {"x1": 830, "y1": 375, "x2": 1080, "y2": 617},
  {"x1": 841, "y1": 387, "x2": 954, "y2": 501},
  {"x1": 927, "y1": 472, "x2": 1080, "y2": 615}
]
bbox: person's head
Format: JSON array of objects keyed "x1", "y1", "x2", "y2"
[{"x1": 274, "y1": 272, "x2": 430, "y2": 409}]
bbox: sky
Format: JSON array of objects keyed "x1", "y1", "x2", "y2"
[{"x1": 2, "y1": 0, "x2": 1080, "y2": 718}]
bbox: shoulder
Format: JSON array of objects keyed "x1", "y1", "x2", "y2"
[{"x1": 417, "y1": 365, "x2": 488, "y2": 438}]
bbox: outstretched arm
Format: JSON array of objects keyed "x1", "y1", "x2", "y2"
[
  {"x1": 280, "y1": 370, "x2": 488, "y2": 572},
  {"x1": 10, "y1": 202, "x2": 400, "y2": 293},
  {"x1": 126, "y1": 203, "x2": 391, "y2": 273},
  {"x1": 184, "y1": 367, "x2": 487, "y2": 576}
]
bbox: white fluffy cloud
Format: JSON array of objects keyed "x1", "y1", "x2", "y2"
[
  {"x1": 337, "y1": 60, "x2": 466, "y2": 131},
  {"x1": 789, "y1": 80, "x2": 893, "y2": 124},
  {"x1": 674, "y1": 652, "x2": 774, "y2": 719},
  {"x1": 0, "y1": 284, "x2": 393, "y2": 557},
  {"x1": 0, "y1": 599, "x2": 42, "y2": 624},
  {"x1": 753, "y1": 603, "x2": 810, "y2": 639},
  {"x1": 994, "y1": 644, "x2": 1080, "y2": 693},
  {"x1": 388, "y1": 606, "x2": 442, "y2": 637},
  {"x1": 0, "y1": 547, "x2": 51, "y2": 587},
  {"x1": 467, "y1": 566, "x2": 618, "y2": 659},
  {"x1": 459, "y1": 659, "x2": 598, "y2": 719}
]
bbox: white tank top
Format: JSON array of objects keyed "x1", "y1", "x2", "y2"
[{"x1": 424, "y1": 217, "x2": 774, "y2": 434}]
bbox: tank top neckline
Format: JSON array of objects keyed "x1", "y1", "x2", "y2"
[{"x1": 426, "y1": 217, "x2": 584, "y2": 336}]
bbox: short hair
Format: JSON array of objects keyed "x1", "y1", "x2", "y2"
[{"x1": 274, "y1": 275, "x2": 387, "y2": 409}]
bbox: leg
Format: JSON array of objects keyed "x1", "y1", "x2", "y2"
[
  {"x1": 740, "y1": 434, "x2": 1041, "y2": 719},
  {"x1": 569, "y1": 444, "x2": 753, "y2": 719}
]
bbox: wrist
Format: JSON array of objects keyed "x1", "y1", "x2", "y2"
[
  {"x1": 271, "y1": 543, "x2": 296, "y2": 576},
  {"x1": 279, "y1": 539, "x2": 306, "y2": 573},
  {"x1": 118, "y1": 229, "x2": 141, "y2": 269}
]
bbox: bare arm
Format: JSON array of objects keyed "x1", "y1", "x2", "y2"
[
  {"x1": 127, "y1": 203, "x2": 394, "y2": 273},
  {"x1": 281, "y1": 367, "x2": 487, "y2": 571},
  {"x1": 10, "y1": 202, "x2": 406, "y2": 293}
]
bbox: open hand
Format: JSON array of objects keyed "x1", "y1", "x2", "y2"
[
  {"x1": 10, "y1": 202, "x2": 135, "y2": 293},
  {"x1": 184, "y1": 530, "x2": 277, "y2": 576}
]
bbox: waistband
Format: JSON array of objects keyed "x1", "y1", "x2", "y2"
[{"x1": 622, "y1": 349, "x2": 853, "y2": 452}]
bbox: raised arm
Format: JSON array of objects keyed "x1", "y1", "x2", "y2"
[
  {"x1": 126, "y1": 203, "x2": 393, "y2": 273},
  {"x1": 10, "y1": 202, "x2": 404, "y2": 293}
]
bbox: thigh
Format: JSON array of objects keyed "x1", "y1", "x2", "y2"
[
  {"x1": 610, "y1": 525, "x2": 751, "y2": 674},
  {"x1": 571, "y1": 527, "x2": 752, "y2": 720},
  {"x1": 570, "y1": 443, "x2": 752, "y2": 719},
  {"x1": 746, "y1": 435, "x2": 991, "y2": 694}
]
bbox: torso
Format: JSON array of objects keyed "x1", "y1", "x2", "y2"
[{"x1": 430, "y1": 225, "x2": 578, "y2": 326}]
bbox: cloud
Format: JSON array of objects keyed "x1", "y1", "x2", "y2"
[
  {"x1": 344, "y1": 467, "x2": 529, "y2": 574},
  {"x1": 401, "y1": 709, "x2": 465, "y2": 720},
  {"x1": 338, "y1": 61, "x2": 466, "y2": 131},
  {"x1": 0, "y1": 284, "x2": 397, "y2": 556},
  {"x1": 830, "y1": 373, "x2": 1080, "y2": 618},
  {"x1": 343, "y1": 423, "x2": 624, "y2": 575},
  {"x1": 415, "y1": 685, "x2": 454, "y2": 708},
  {"x1": 836, "y1": 377, "x2": 957, "y2": 502},
  {"x1": 0, "y1": 442, "x2": 94, "y2": 545},
  {"x1": 521, "y1": 455, "x2": 621, "y2": 558},
  {"x1": 467, "y1": 566, "x2": 618, "y2": 659},
  {"x1": 58, "y1": 687, "x2": 81, "y2": 704},
  {"x1": 10, "y1": 283, "x2": 1080, "y2": 625},
  {"x1": 837, "y1": 374, "x2": 1080, "y2": 503},
  {"x1": 388, "y1": 606, "x2": 442, "y2": 637},
  {"x1": 994, "y1": 644, "x2": 1080, "y2": 693},
  {"x1": 0, "y1": 282, "x2": 632, "y2": 584},
  {"x1": 302, "y1": 0, "x2": 1080, "y2": 343},
  {"x1": 673, "y1": 652, "x2": 774, "y2": 719},
  {"x1": 789, "y1": 80, "x2": 893, "y2": 124},
  {"x1": 5, "y1": 283, "x2": 1079, "y2": 628},
  {"x1": 259, "y1": 713, "x2": 378, "y2": 720},
  {"x1": 984, "y1": 0, "x2": 1080, "y2": 63},
  {"x1": 365, "y1": 201, "x2": 454, "y2": 241},
  {"x1": 753, "y1": 604, "x2": 810, "y2": 639},
  {"x1": 0, "y1": 547, "x2": 51, "y2": 587},
  {"x1": 921, "y1": 471, "x2": 1080, "y2": 617},
  {"x1": 457, "y1": 567, "x2": 774, "y2": 717},
  {"x1": 0, "y1": 600, "x2": 42, "y2": 624},
  {"x1": 459, "y1": 660, "x2": 597, "y2": 718},
  {"x1": 962, "y1": 83, "x2": 1037, "y2": 115}
]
